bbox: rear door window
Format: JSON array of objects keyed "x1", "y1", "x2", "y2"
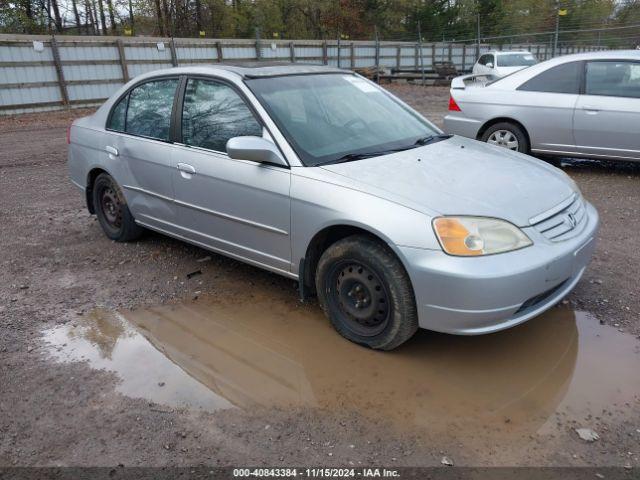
[
  {"x1": 518, "y1": 61, "x2": 581, "y2": 94},
  {"x1": 585, "y1": 61, "x2": 640, "y2": 99},
  {"x1": 125, "y1": 78, "x2": 179, "y2": 141}
]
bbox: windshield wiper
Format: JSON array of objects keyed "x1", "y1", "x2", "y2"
[
  {"x1": 322, "y1": 135, "x2": 453, "y2": 166},
  {"x1": 326, "y1": 146, "x2": 414, "y2": 165},
  {"x1": 414, "y1": 133, "x2": 453, "y2": 146}
]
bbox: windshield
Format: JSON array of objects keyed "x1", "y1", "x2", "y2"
[
  {"x1": 497, "y1": 53, "x2": 537, "y2": 67},
  {"x1": 245, "y1": 74, "x2": 438, "y2": 166}
]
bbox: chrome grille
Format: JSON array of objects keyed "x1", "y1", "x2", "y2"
[{"x1": 531, "y1": 194, "x2": 587, "y2": 242}]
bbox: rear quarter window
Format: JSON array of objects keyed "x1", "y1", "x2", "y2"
[
  {"x1": 517, "y1": 61, "x2": 581, "y2": 94},
  {"x1": 107, "y1": 95, "x2": 127, "y2": 132}
]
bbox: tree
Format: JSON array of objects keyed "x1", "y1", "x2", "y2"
[
  {"x1": 71, "y1": 0, "x2": 82, "y2": 31},
  {"x1": 161, "y1": 0, "x2": 170, "y2": 35},
  {"x1": 106, "y1": 0, "x2": 116, "y2": 33},
  {"x1": 50, "y1": 0, "x2": 62, "y2": 31},
  {"x1": 154, "y1": 0, "x2": 164, "y2": 34},
  {"x1": 195, "y1": 0, "x2": 202, "y2": 34}
]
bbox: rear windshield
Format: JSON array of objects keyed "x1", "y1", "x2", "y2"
[{"x1": 497, "y1": 54, "x2": 537, "y2": 67}]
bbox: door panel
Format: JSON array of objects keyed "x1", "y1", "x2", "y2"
[
  {"x1": 172, "y1": 147, "x2": 291, "y2": 272},
  {"x1": 573, "y1": 61, "x2": 640, "y2": 160},
  {"x1": 573, "y1": 95, "x2": 640, "y2": 160},
  {"x1": 171, "y1": 77, "x2": 292, "y2": 273},
  {"x1": 117, "y1": 135, "x2": 177, "y2": 228},
  {"x1": 106, "y1": 78, "x2": 180, "y2": 230}
]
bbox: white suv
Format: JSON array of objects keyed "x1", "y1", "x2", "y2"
[{"x1": 472, "y1": 51, "x2": 537, "y2": 78}]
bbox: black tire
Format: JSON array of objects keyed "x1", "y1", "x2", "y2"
[
  {"x1": 536, "y1": 154, "x2": 563, "y2": 168},
  {"x1": 481, "y1": 121, "x2": 530, "y2": 154},
  {"x1": 92, "y1": 173, "x2": 143, "y2": 242},
  {"x1": 315, "y1": 235, "x2": 418, "y2": 350}
]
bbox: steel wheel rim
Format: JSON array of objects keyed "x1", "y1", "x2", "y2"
[
  {"x1": 100, "y1": 185, "x2": 123, "y2": 229},
  {"x1": 487, "y1": 130, "x2": 519, "y2": 151},
  {"x1": 329, "y1": 260, "x2": 390, "y2": 337}
]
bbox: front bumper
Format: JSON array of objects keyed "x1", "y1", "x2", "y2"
[{"x1": 400, "y1": 202, "x2": 599, "y2": 335}]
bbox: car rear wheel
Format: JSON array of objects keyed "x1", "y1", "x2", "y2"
[
  {"x1": 315, "y1": 235, "x2": 418, "y2": 350},
  {"x1": 92, "y1": 173, "x2": 143, "y2": 242},
  {"x1": 481, "y1": 122, "x2": 529, "y2": 154}
]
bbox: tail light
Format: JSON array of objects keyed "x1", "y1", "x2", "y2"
[
  {"x1": 66, "y1": 124, "x2": 72, "y2": 144},
  {"x1": 448, "y1": 95, "x2": 461, "y2": 112}
]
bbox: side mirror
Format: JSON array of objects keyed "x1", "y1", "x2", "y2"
[
  {"x1": 226, "y1": 136, "x2": 288, "y2": 167},
  {"x1": 486, "y1": 62, "x2": 494, "y2": 69}
]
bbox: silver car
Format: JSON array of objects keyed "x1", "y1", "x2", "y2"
[
  {"x1": 68, "y1": 64, "x2": 599, "y2": 350},
  {"x1": 445, "y1": 50, "x2": 640, "y2": 161}
]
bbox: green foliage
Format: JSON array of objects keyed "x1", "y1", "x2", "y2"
[{"x1": 1, "y1": 0, "x2": 637, "y2": 49}]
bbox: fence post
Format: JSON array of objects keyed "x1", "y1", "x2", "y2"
[
  {"x1": 431, "y1": 43, "x2": 436, "y2": 66},
  {"x1": 337, "y1": 37, "x2": 341, "y2": 68},
  {"x1": 50, "y1": 35, "x2": 69, "y2": 107},
  {"x1": 414, "y1": 44, "x2": 419, "y2": 70},
  {"x1": 322, "y1": 41, "x2": 328, "y2": 65},
  {"x1": 461, "y1": 44, "x2": 466, "y2": 72},
  {"x1": 216, "y1": 41, "x2": 223, "y2": 62},
  {"x1": 116, "y1": 39, "x2": 129, "y2": 82},
  {"x1": 169, "y1": 37, "x2": 178, "y2": 66},
  {"x1": 255, "y1": 28, "x2": 261, "y2": 61},
  {"x1": 396, "y1": 45, "x2": 401, "y2": 71},
  {"x1": 419, "y1": 43, "x2": 425, "y2": 86},
  {"x1": 350, "y1": 42, "x2": 355, "y2": 69},
  {"x1": 448, "y1": 42, "x2": 452, "y2": 62},
  {"x1": 417, "y1": 19, "x2": 424, "y2": 85},
  {"x1": 476, "y1": 13, "x2": 481, "y2": 60},
  {"x1": 374, "y1": 27, "x2": 380, "y2": 83},
  {"x1": 289, "y1": 42, "x2": 295, "y2": 63}
]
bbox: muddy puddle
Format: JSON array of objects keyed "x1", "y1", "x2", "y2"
[{"x1": 43, "y1": 292, "x2": 640, "y2": 440}]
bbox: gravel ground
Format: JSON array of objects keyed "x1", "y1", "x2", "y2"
[{"x1": 0, "y1": 85, "x2": 639, "y2": 469}]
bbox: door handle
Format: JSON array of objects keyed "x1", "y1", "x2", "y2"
[
  {"x1": 177, "y1": 163, "x2": 196, "y2": 175},
  {"x1": 105, "y1": 145, "x2": 119, "y2": 157},
  {"x1": 582, "y1": 105, "x2": 600, "y2": 112}
]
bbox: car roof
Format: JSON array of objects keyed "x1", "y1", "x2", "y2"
[
  {"x1": 485, "y1": 50, "x2": 532, "y2": 55},
  {"x1": 134, "y1": 62, "x2": 351, "y2": 80},
  {"x1": 487, "y1": 49, "x2": 640, "y2": 89},
  {"x1": 215, "y1": 62, "x2": 350, "y2": 78},
  {"x1": 543, "y1": 49, "x2": 640, "y2": 61}
]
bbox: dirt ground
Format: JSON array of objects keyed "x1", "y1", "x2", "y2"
[{"x1": 1, "y1": 84, "x2": 639, "y2": 470}]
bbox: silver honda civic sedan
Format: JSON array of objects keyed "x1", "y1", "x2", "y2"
[
  {"x1": 445, "y1": 50, "x2": 640, "y2": 161},
  {"x1": 68, "y1": 64, "x2": 599, "y2": 350}
]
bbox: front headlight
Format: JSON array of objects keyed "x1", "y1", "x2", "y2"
[{"x1": 432, "y1": 217, "x2": 532, "y2": 256}]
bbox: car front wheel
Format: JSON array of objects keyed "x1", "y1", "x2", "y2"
[{"x1": 315, "y1": 235, "x2": 418, "y2": 350}]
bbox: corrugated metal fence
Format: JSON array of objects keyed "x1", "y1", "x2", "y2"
[{"x1": 0, "y1": 33, "x2": 608, "y2": 115}]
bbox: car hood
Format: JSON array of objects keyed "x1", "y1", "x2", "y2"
[{"x1": 318, "y1": 136, "x2": 576, "y2": 227}]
